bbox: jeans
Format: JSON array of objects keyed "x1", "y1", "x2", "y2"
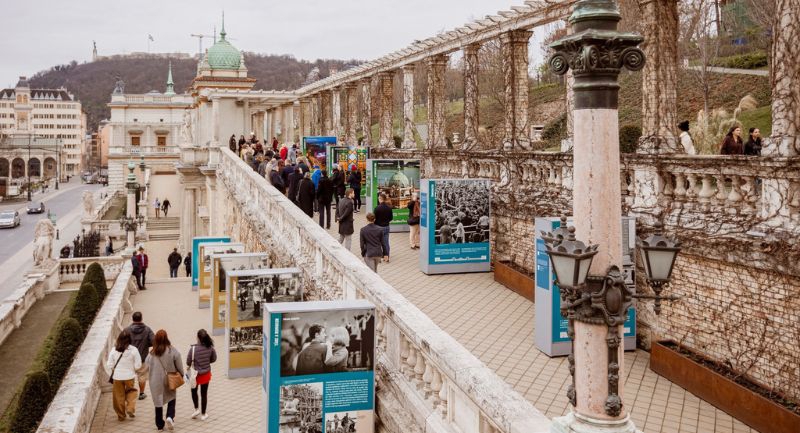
[
  {"x1": 381, "y1": 225, "x2": 391, "y2": 257},
  {"x1": 364, "y1": 257, "x2": 380, "y2": 272},
  {"x1": 338, "y1": 234, "x2": 352, "y2": 250},
  {"x1": 169, "y1": 267, "x2": 178, "y2": 278},
  {"x1": 353, "y1": 187, "x2": 361, "y2": 210},
  {"x1": 191, "y1": 383, "x2": 210, "y2": 414},
  {"x1": 318, "y1": 201, "x2": 331, "y2": 228},
  {"x1": 134, "y1": 272, "x2": 143, "y2": 289},
  {"x1": 140, "y1": 269, "x2": 147, "y2": 288},
  {"x1": 154, "y1": 399, "x2": 176, "y2": 430}
]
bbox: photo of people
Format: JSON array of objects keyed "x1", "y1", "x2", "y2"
[
  {"x1": 219, "y1": 256, "x2": 271, "y2": 293},
  {"x1": 229, "y1": 326, "x2": 263, "y2": 353},
  {"x1": 279, "y1": 383, "x2": 323, "y2": 433},
  {"x1": 324, "y1": 410, "x2": 372, "y2": 433},
  {"x1": 203, "y1": 246, "x2": 242, "y2": 274},
  {"x1": 374, "y1": 160, "x2": 420, "y2": 210},
  {"x1": 434, "y1": 180, "x2": 490, "y2": 244},
  {"x1": 234, "y1": 273, "x2": 302, "y2": 322},
  {"x1": 280, "y1": 308, "x2": 375, "y2": 377}
]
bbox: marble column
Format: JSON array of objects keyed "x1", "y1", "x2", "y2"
[
  {"x1": 285, "y1": 104, "x2": 296, "y2": 144},
  {"x1": 345, "y1": 83, "x2": 359, "y2": 145},
  {"x1": 360, "y1": 77, "x2": 373, "y2": 146},
  {"x1": 243, "y1": 100, "x2": 252, "y2": 136},
  {"x1": 402, "y1": 64, "x2": 416, "y2": 148},
  {"x1": 270, "y1": 108, "x2": 278, "y2": 143},
  {"x1": 332, "y1": 86, "x2": 343, "y2": 140},
  {"x1": 426, "y1": 54, "x2": 448, "y2": 150},
  {"x1": 463, "y1": 43, "x2": 480, "y2": 150},
  {"x1": 378, "y1": 71, "x2": 394, "y2": 148},
  {"x1": 292, "y1": 102, "x2": 300, "y2": 143},
  {"x1": 321, "y1": 91, "x2": 333, "y2": 136},
  {"x1": 500, "y1": 30, "x2": 533, "y2": 151},
  {"x1": 211, "y1": 98, "x2": 220, "y2": 146},
  {"x1": 769, "y1": 0, "x2": 800, "y2": 156},
  {"x1": 299, "y1": 98, "x2": 311, "y2": 139},
  {"x1": 309, "y1": 95, "x2": 319, "y2": 136},
  {"x1": 181, "y1": 186, "x2": 196, "y2": 253}
]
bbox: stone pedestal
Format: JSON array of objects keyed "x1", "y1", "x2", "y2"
[{"x1": 551, "y1": 412, "x2": 640, "y2": 433}]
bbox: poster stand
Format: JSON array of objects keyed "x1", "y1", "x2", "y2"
[
  {"x1": 191, "y1": 236, "x2": 231, "y2": 290},
  {"x1": 365, "y1": 159, "x2": 421, "y2": 233},
  {"x1": 197, "y1": 242, "x2": 245, "y2": 309},
  {"x1": 210, "y1": 252, "x2": 272, "y2": 336}
]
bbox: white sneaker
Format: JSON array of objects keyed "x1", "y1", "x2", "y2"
[
  {"x1": 165, "y1": 417, "x2": 174, "y2": 430},
  {"x1": 201, "y1": 413, "x2": 209, "y2": 421},
  {"x1": 191, "y1": 409, "x2": 201, "y2": 419}
]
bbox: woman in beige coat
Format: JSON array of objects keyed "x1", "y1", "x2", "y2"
[{"x1": 146, "y1": 329, "x2": 184, "y2": 431}]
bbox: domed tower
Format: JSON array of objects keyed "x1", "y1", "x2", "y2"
[{"x1": 191, "y1": 13, "x2": 256, "y2": 95}]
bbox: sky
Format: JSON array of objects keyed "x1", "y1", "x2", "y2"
[{"x1": 0, "y1": 0, "x2": 560, "y2": 88}]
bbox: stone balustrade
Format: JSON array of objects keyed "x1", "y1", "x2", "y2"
[
  {"x1": 0, "y1": 262, "x2": 60, "y2": 346},
  {"x1": 108, "y1": 145, "x2": 180, "y2": 156},
  {"x1": 37, "y1": 262, "x2": 136, "y2": 433},
  {"x1": 216, "y1": 148, "x2": 551, "y2": 433},
  {"x1": 58, "y1": 257, "x2": 125, "y2": 284}
]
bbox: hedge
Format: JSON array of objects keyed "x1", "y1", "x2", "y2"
[
  {"x1": 8, "y1": 371, "x2": 51, "y2": 433},
  {"x1": 71, "y1": 282, "x2": 99, "y2": 332},
  {"x1": 711, "y1": 51, "x2": 768, "y2": 70},
  {"x1": 44, "y1": 318, "x2": 84, "y2": 390},
  {"x1": 84, "y1": 262, "x2": 108, "y2": 301}
]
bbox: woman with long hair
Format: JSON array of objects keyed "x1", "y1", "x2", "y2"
[
  {"x1": 720, "y1": 126, "x2": 744, "y2": 155},
  {"x1": 744, "y1": 127, "x2": 762, "y2": 156},
  {"x1": 407, "y1": 193, "x2": 421, "y2": 249},
  {"x1": 105, "y1": 329, "x2": 141, "y2": 421},
  {"x1": 146, "y1": 329, "x2": 184, "y2": 431},
  {"x1": 187, "y1": 329, "x2": 217, "y2": 421}
]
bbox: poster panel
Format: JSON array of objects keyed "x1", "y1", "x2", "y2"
[
  {"x1": 226, "y1": 267, "x2": 303, "y2": 378},
  {"x1": 191, "y1": 236, "x2": 230, "y2": 289},
  {"x1": 263, "y1": 300, "x2": 375, "y2": 433},
  {"x1": 419, "y1": 179, "x2": 491, "y2": 274},
  {"x1": 302, "y1": 136, "x2": 337, "y2": 172},
  {"x1": 211, "y1": 253, "x2": 272, "y2": 336},
  {"x1": 198, "y1": 243, "x2": 245, "y2": 309},
  {"x1": 365, "y1": 159, "x2": 420, "y2": 231},
  {"x1": 327, "y1": 146, "x2": 369, "y2": 196}
]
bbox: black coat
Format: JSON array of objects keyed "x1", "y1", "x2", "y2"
[
  {"x1": 316, "y1": 177, "x2": 334, "y2": 205},
  {"x1": 297, "y1": 178, "x2": 316, "y2": 217},
  {"x1": 336, "y1": 197, "x2": 355, "y2": 235},
  {"x1": 167, "y1": 251, "x2": 182, "y2": 268},
  {"x1": 360, "y1": 223, "x2": 386, "y2": 258},
  {"x1": 331, "y1": 171, "x2": 346, "y2": 196},
  {"x1": 287, "y1": 171, "x2": 303, "y2": 202},
  {"x1": 347, "y1": 172, "x2": 362, "y2": 189},
  {"x1": 270, "y1": 170, "x2": 286, "y2": 194}
]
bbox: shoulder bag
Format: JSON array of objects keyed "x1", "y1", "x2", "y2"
[
  {"x1": 108, "y1": 351, "x2": 124, "y2": 384},
  {"x1": 187, "y1": 345, "x2": 198, "y2": 388},
  {"x1": 157, "y1": 348, "x2": 185, "y2": 390}
]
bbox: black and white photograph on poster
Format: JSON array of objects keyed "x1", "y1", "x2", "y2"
[
  {"x1": 324, "y1": 410, "x2": 373, "y2": 433},
  {"x1": 219, "y1": 256, "x2": 271, "y2": 293},
  {"x1": 229, "y1": 326, "x2": 263, "y2": 353},
  {"x1": 280, "y1": 309, "x2": 375, "y2": 377},
  {"x1": 218, "y1": 305, "x2": 226, "y2": 325},
  {"x1": 434, "y1": 180, "x2": 490, "y2": 244},
  {"x1": 279, "y1": 382, "x2": 323, "y2": 433},
  {"x1": 203, "y1": 246, "x2": 241, "y2": 273},
  {"x1": 235, "y1": 274, "x2": 302, "y2": 322}
]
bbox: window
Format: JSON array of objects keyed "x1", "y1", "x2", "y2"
[
  {"x1": 157, "y1": 135, "x2": 167, "y2": 146},
  {"x1": 131, "y1": 135, "x2": 141, "y2": 146}
]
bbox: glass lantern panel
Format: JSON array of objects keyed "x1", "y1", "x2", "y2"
[
  {"x1": 649, "y1": 249, "x2": 675, "y2": 280},
  {"x1": 552, "y1": 255, "x2": 577, "y2": 288},
  {"x1": 578, "y1": 256, "x2": 593, "y2": 286}
]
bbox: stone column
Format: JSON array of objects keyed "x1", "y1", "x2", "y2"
[
  {"x1": 270, "y1": 108, "x2": 278, "y2": 143},
  {"x1": 463, "y1": 44, "x2": 480, "y2": 150},
  {"x1": 181, "y1": 186, "x2": 196, "y2": 253},
  {"x1": 299, "y1": 98, "x2": 311, "y2": 139},
  {"x1": 332, "y1": 86, "x2": 343, "y2": 140},
  {"x1": 500, "y1": 30, "x2": 533, "y2": 151},
  {"x1": 345, "y1": 83, "x2": 359, "y2": 145},
  {"x1": 321, "y1": 90, "x2": 333, "y2": 136},
  {"x1": 426, "y1": 54, "x2": 448, "y2": 150},
  {"x1": 243, "y1": 100, "x2": 252, "y2": 137},
  {"x1": 402, "y1": 64, "x2": 416, "y2": 148},
  {"x1": 378, "y1": 71, "x2": 395, "y2": 148},
  {"x1": 292, "y1": 102, "x2": 300, "y2": 142},
  {"x1": 309, "y1": 95, "x2": 319, "y2": 136},
  {"x1": 638, "y1": 0, "x2": 680, "y2": 153},
  {"x1": 549, "y1": 1, "x2": 645, "y2": 432},
  {"x1": 360, "y1": 77, "x2": 373, "y2": 145},
  {"x1": 285, "y1": 104, "x2": 295, "y2": 144},
  {"x1": 769, "y1": 0, "x2": 800, "y2": 156},
  {"x1": 211, "y1": 98, "x2": 220, "y2": 146}
]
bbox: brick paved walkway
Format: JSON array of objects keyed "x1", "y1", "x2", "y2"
[{"x1": 90, "y1": 212, "x2": 755, "y2": 433}]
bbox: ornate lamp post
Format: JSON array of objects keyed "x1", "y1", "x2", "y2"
[
  {"x1": 636, "y1": 222, "x2": 682, "y2": 314},
  {"x1": 121, "y1": 161, "x2": 141, "y2": 254}
]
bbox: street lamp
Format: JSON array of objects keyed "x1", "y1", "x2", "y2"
[
  {"x1": 637, "y1": 222, "x2": 682, "y2": 314},
  {"x1": 27, "y1": 135, "x2": 32, "y2": 201}
]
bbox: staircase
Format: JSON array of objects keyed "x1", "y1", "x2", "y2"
[{"x1": 146, "y1": 217, "x2": 180, "y2": 241}]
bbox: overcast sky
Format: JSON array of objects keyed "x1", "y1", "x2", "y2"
[{"x1": 1, "y1": 0, "x2": 562, "y2": 88}]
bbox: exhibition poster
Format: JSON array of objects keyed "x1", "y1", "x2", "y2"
[
  {"x1": 263, "y1": 300, "x2": 376, "y2": 433},
  {"x1": 211, "y1": 253, "x2": 272, "y2": 336},
  {"x1": 327, "y1": 145, "x2": 369, "y2": 195},
  {"x1": 191, "y1": 236, "x2": 230, "y2": 289},
  {"x1": 198, "y1": 242, "x2": 245, "y2": 309},
  {"x1": 225, "y1": 267, "x2": 303, "y2": 378},
  {"x1": 365, "y1": 159, "x2": 420, "y2": 227},
  {"x1": 302, "y1": 136, "x2": 337, "y2": 172},
  {"x1": 424, "y1": 179, "x2": 491, "y2": 266}
]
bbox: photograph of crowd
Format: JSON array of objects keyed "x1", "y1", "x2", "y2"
[
  {"x1": 324, "y1": 410, "x2": 372, "y2": 433},
  {"x1": 280, "y1": 382, "x2": 323, "y2": 433},
  {"x1": 374, "y1": 160, "x2": 420, "y2": 209},
  {"x1": 280, "y1": 308, "x2": 375, "y2": 377},
  {"x1": 218, "y1": 256, "x2": 271, "y2": 293},
  {"x1": 434, "y1": 180, "x2": 490, "y2": 244},
  {"x1": 229, "y1": 326, "x2": 263, "y2": 353},
  {"x1": 234, "y1": 273, "x2": 302, "y2": 322}
]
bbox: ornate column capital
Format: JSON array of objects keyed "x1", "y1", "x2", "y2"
[
  {"x1": 500, "y1": 29, "x2": 533, "y2": 45},
  {"x1": 425, "y1": 54, "x2": 449, "y2": 67}
]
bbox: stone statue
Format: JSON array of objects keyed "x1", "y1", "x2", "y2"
[
  {"x1": 181, "y1": 110, "x2": 194, "y2": 145},
  {"x1": 82, "y1": 191, "x2": 95, "y2": 217},
  {"x1": 33, "y1": 219, "x2": 56, "y2": 267},
  {"x1": 113, "y1": 75, "x2": 125, "y2": 94}
]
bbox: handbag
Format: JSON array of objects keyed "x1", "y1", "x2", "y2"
[
  {"x1": 108, "y1": 351, "x2": 124, "y2": 384},
  {"x1": 187, "y1": 345, "x2": 198, "y2": 389},
  {"x1": 157, "y1": 349, "x2": 185, "y2": 391}
]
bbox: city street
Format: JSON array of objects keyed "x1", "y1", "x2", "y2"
[{"x1": 0, "y1": 179, "x2": 103, "y2": 299}]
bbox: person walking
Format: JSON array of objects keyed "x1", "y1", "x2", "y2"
[
  {"x1": 331, "y1": 167, "x2": 345, "y2": 207},
  {"x1": 297, "y1": 173, "x2": 316, "y2": 217},
  {"x1": 137, "y1": 246, "x2": 149, "y2": 290},
  {"x1": 131, "y1": 250, "x2": 143, "y2": 290},
  {"x1": 272, "y1": 136, "x2": 279, "y2": 153},
  {"x1": 407, "y1": 193, "x2": 421, "y2": 249},
  {"x1": 374, "y1": 193, "x2": 393, "y2": 262},
  {"x1": 105, "y1": 236, "x2": 114, "y2": 256},
  {"x1": 184, "y1": 253, "x2": 192, "y2": 277},
  {"x1": 153, "y1": 198, "x2": 161, "y2": 219},
  {"x1": 360, "y1": 213, "x2": 388, "y2": 272},
  {"x1": 167, "y1": 248, "x2": 182, "y2": 278},
  {"x1": 161, "y1": 198, "x2": 171, "y2": 217},
  {"x1": 744, "y1": 127, "x2": 762, "y2": 156},
  {"x1": 316, "y1": 171, "x2": 334, "y2": 229},
  {"x1": 288, "y1": 144, "x2": 298, "y2": 164},
  {"x1": 678, "y1": 120, "x2": 696, "y2": 155},
  {"x1": 187, "y1": 329, "x2": 217, "y2": 421},
  {"x1": 720, "y1": 126, "x2": 744, "y2": 155},
  {"x1": 126, "y1": 311, "x2": 154, "y2": 401},
  {"x1": 347, "y1": 167, "x2": 362, "y2": 212},
  {"x1": 106, "y1": 329, "x2": 142, "y2": 421},
  {"x1": 336, "y1": 188, "x2": 355, "y2": 250},
  {"x1": 287, "y1": 167, "x2": 303, "y2": 204},
  {"x1": 270, "y1": 165, "x2": 286, "y2": 194},
  {"x1": 146, "y1": 330, "x2": 184, "y2": 431},
  {"x1": 229, "y1": 134, "x2": 237, "y2": 153}
]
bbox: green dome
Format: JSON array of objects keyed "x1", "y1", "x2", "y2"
[{"x1": 207, "y1": 30, "x2": 240, "y2": 69}]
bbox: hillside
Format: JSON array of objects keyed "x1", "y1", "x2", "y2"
[{"x1": 27, "y1": 54, "x2": 358, "y2": 131}]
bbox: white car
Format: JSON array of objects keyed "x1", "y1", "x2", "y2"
[{"x1": 0, "y1": 211, "x2": 21, "y2": 228}]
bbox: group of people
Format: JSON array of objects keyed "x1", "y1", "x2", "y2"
[
  {"x1": 678, "y1": 121, "x2": 763, "y2": 156},
  {"x1": 105, "y1": 311, "x2": 217, "y2": 431},
  {"x1": 152, "y1": 198, "x2": 172, "y2": 218},
  {"x1": 167, "y1": 248, "x2": 191, "y2": 278},
  {"x1": 327, "y1": 413, "x2": 356, "y2": 433}
]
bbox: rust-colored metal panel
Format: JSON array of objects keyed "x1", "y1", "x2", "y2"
[{"x1": 493, "y1": 261, "x2": 534, "y2": 302}]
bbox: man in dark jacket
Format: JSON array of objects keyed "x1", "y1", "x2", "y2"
[
  {"x1": 316, "y1": 171, "x2": 334, "y2": 229},
  {"x1": 137, "y1": 246, "x2": 149, "y2": 289},
  {"x1": 297, "y1": 173, "x2": 316, "y2": 217},
  {"x1": 331, "y1": 168, "x2": 345, "y2": 207},
  {"x1": 287, "y1": 167, "x2": 304, "y2": 204},
  {"x1": 374, "y1": 193, "x2": 394, "y2": 262},
  {"x1": 360, "y1": 212, "x2": 388, "y2": 273},
  {"x1": 270, "y1": 166, "x2": 286, "y2": 194},
  {"x1": 131, "y1": 250, "x2": 143, "y2": 290},
  {"x1": 336, "y1": 188, "x2": 355, "y2": 249},
  {"x1": 281, "y1": 162, "x2": 296, "y2": 188},
  {"x1": 347, "y1": 168, "x2": 362, "y2": 212},
  {"x1": 167, "y1": 248, "x2": 182, "y2": 278},
  {"x1": 126, "y1": 311, "x2": 154, "y2": 400},
  {"x1": 295, "y1": 324, "x2": 327, "y2": 375},
  {"x1": 184, "y1": 252, "x2": 192, "y2": 277}
]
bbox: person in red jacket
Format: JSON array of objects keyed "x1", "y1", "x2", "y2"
[
  {"x1": 137, "y1": 246, "x2": 149, "y2": 290},
  {"x1": 279, "y1": 144, "x2": 288, "y2": 161}
]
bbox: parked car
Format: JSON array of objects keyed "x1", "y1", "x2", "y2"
[
  {"x1": 0, "y1": 211, "x2": 21, "y2": 228},
  {"x1": 27, "y1": 202, "x2": 45, "y2": 214}
]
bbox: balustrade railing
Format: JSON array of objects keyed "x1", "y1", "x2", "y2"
[
  {"x1": 109, "y1": 146, "x2": 180, "y2": 156},
  {"x1": 58, "y1": 256, "x2": 125, "y2": 283}
]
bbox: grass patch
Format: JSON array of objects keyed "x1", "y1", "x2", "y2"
[{"x1": 736, "y1": 105, "x2": 772, "y2": 137}]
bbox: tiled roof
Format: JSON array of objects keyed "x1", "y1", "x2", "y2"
[{"x1": 0, "y1": 89, "x2": 75, "y2": 101}]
